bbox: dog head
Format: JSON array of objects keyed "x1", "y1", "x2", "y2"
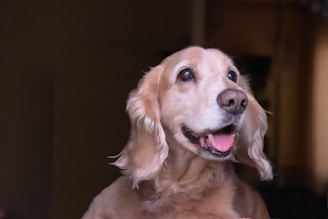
[{"x1": 114, "y1": 47, "x2": 272, "y2": 187}]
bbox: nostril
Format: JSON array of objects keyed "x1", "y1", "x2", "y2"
[
  {"x1": 228, "y1": 99, "x2": 235, "y2": 106},
  {"x1": 241, "y1": 98, "x2": 248, "y2": 108}
]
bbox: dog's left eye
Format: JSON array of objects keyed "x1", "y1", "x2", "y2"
[
  {"x1": 178, "y1": 68, "x2": 195, "y2": 82},
  {"x1": 227, "y1": 70, "x2": 237, "y2": 82}
]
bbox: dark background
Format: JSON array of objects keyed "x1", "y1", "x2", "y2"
[{"x1": 0, "y1": 0, "x2": 327, "y2": 219}]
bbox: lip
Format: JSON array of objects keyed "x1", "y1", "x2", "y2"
[
  {"x1": 181, "y1": 124, "x2": 236, "y2": 158},
  {"x1": 202, "y1": 146, "x2": 233, "y2": 158}
]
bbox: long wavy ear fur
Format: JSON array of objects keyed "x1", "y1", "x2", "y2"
[
  {"x1": 235, "y1": 77, "x2": 273, "y2": 181},
  {"x1": 113, "y1": 65, "x2": 168, "y2": 187}
]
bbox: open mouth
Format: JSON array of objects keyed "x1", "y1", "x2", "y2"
[{"x1": 181, "y1": 124, "x2": 236, "y2": 158}]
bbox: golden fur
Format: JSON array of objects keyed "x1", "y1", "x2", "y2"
[{"x1": 82, "y1": 47, "x2": 273, "y2": 219}]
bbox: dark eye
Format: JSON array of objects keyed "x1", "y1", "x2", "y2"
[
  {"x1": 178, "y1": 68, "x2": 195, "y2": 81},
  {"x1": 227, "y1": 70, "x2": 237, "y2": 82}
]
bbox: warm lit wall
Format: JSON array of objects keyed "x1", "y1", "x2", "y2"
[{"x1": 311, "y1": 19, "x2": 328, "y2": 194}]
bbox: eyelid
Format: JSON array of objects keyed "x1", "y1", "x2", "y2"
[{"x1": 230, "y1": 67, "x2": 239, "y2": 75}]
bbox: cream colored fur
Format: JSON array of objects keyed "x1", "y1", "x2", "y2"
[{"x1": 82, "y1": 47, "x2": 272, "y2": 219}]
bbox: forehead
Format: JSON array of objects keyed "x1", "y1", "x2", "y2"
[{"x1": 162, "y1": 47, "x2": 234, "y2": 71}]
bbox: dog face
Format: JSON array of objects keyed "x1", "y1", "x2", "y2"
[
  {"x1": 158, "y1": 47, "x2": 248, "y2": 160},
  {"x1": 114, "y1": 47, "x2": 272, "y2": 186}
]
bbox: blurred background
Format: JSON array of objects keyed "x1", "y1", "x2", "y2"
[{"x1": 0, "y1": 0, "x2": 327, "y2": 218}]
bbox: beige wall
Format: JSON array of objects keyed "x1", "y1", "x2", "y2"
[{"x1": 311, "y1": 19, "x2": 328, "y2": 193}]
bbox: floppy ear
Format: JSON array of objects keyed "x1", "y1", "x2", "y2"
[
  {"x1": 113, "y1": 65, "x2": 168, "y2": 187},
  {"x1": 234, "y1": 79, "x2": 273, "y2": 181}
]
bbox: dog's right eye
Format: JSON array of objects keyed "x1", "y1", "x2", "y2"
[{"x1": 178, "y1": 68, "x2": 195, "y2": 82}]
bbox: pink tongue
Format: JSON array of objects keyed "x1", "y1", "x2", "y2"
[{"x1": 200, "y1": 134, "x2": 234, "y2": 152}]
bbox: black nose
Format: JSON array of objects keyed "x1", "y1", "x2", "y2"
[{"x1": 217, "y1": 89, "x2": 248, "y2": 115}]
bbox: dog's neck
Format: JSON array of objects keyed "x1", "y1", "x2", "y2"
[{"x1": 150, "y1": 136, "x2": 234, "y2": 198}]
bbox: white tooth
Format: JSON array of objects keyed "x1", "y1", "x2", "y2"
[{"x1": 206, "y1": 137, "x2": 211, "y2": 147}]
